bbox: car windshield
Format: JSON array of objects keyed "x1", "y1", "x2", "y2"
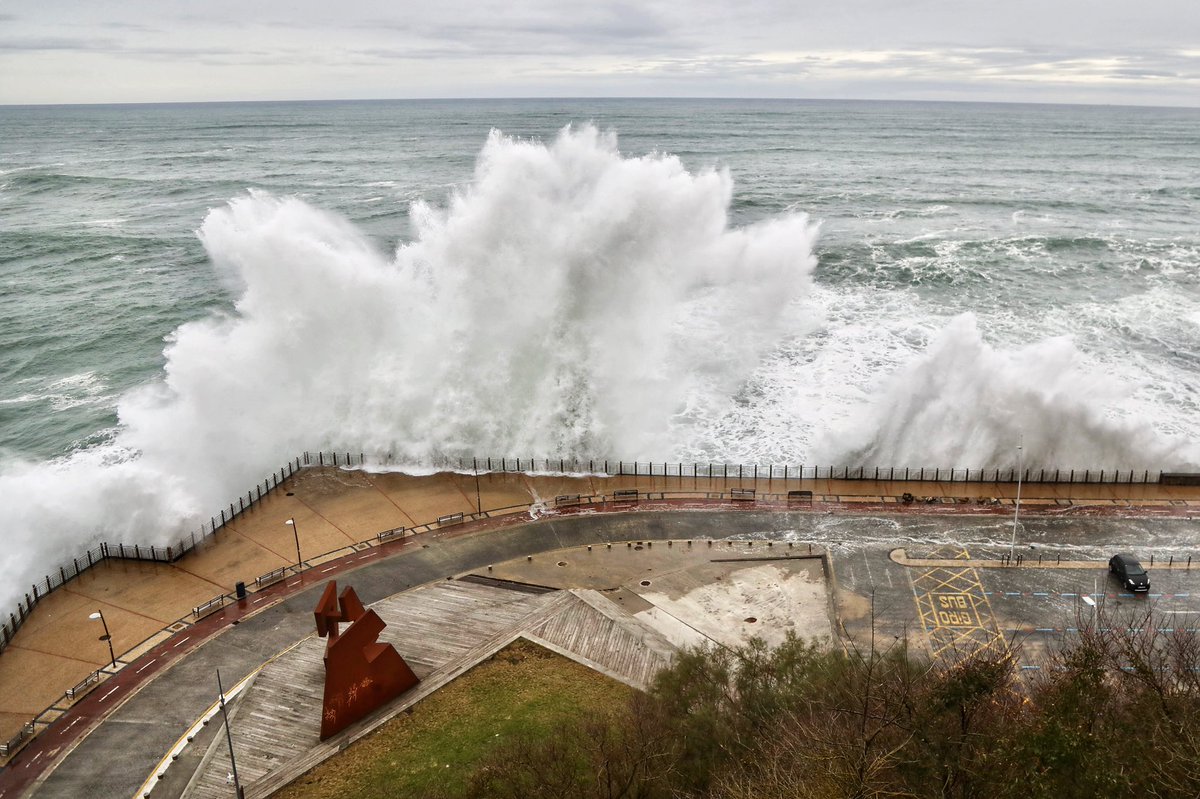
[{"x1": 1127, "y1": 566, "x2": 1147, "y2": 577}]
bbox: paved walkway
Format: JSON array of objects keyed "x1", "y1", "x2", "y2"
[
  {"x1": 1, "y1": 466, "x2": 1198, "y2": 795},
  {"x1": 14, "y1": 510, "x2": 819, "y2": 798}
]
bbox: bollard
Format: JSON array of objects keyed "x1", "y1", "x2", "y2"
[{"x1": 1151, "y1": 554, "x2": 1155, "y2": 565}]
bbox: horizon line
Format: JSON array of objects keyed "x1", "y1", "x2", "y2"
[{"x1": 2, "y1": 95, "x2": 1199, "y2": 112}]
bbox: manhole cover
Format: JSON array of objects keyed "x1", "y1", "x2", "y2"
[
  {"x1": 634, "y1": 545, "x2": 644, "y2": 550},
  {"x1": 557, "y1": 561, "x2": 568, "y2": 567},
  {"x1": 744, "y1": 617, "x2": 757, "y2": 623},
  {"x1": 640, "y1": 580, "x2": 651, "y2": 586}
]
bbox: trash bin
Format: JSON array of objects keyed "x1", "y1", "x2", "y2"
[{"x1": 235, "y1": 581, "x2": 247, "y2": 600}]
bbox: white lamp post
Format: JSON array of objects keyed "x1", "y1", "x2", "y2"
[
  {"x1": 285, "y1": 518, "x2": 302, "y2": 569},
  {"x1": 89, "y1": 610, "x2": 116, "y2": 669},
  {"x1": 1008, "y1": 442, "x2": 1023, "y2": 562},
  {"x1": 1082, "y1": 594, "x2": 1097, "y2": 628}
]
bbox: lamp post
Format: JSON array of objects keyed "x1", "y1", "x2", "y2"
[
  {"x1": 1008, "y1": 442, "x2": 1024, "y2": 562},
  {"x1": 217, "y1": 668, "x2": 244, "y2": 799},
  {"x1": 285, "y1": 518, "x2": 302, "y2": 570},
  {"x1": 89, "y1": 610, "x2": 116, "y2": 669},
  {"x1": 1082, "y1": 594, "x2": 1097, "y2": 627},
  {"x1": 473, "y1": 458, "x2": 482, "y2": 516},
  {"x1": 1082, "y1": 577, "x2": 1099, "y2": 627}
]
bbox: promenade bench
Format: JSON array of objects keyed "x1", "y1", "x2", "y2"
[
  {"x1": 0, "y1": 722, "x2": 34, "y2": 756},
  {"x1": 377, "y1": 526, "x2": 405, "y2": 542},
  {"x1": 192, "y1": 594, "x2": 227, "y2": 620},
  {"x1": 255, "y1": 566, "x2": 289, "y2": 589},
  {"x1": 66, "y1": 669, "x2": 104, "y2": 701},
  {"x1": 787, "y1": 490, "x2": 814, "y2": 506}
]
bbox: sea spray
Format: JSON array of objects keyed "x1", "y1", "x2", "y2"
[
  {"x1": 1, "y1": 117, "x2": 1197, "y2": 620},
  {"x1": 0, "y1": 125, "x2": 819, "y2": 607},
  {"x1": 821, "y1": 313, "x2": 1198, "y2": 471}
]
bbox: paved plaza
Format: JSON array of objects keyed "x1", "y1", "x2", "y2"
[{"x1": 0, "y1": 468, "x2": 1197, "y2": 797}]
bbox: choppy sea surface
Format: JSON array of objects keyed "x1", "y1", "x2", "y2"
[{"x1": 1, "y1": 98, "x2": 1198, "y2": 602}]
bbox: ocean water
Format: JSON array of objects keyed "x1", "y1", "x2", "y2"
[{"x1": 1, "y1": 98, "x2": 1198, "y2": 604}]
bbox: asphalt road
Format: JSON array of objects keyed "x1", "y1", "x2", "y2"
[{"x1": 6, "y1": 508, "x2": 1198, "y2": 798}]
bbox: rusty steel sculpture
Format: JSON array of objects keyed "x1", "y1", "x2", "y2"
[{"x1": 314, "y1": 581, "x2": 419, "y2": 739}]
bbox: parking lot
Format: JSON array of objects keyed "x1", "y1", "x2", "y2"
[{"x1": 807, "y1": 513, "x2": 1200, "y2": 666}]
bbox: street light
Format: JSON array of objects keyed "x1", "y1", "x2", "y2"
[
  {"x1": 217, "y1": 668, "x2": 244, "y2": 799},
  {"x1": 285, "y1": 518, "x2": 302, "y2": 570},
  {"x1": 89, "y1": 610, "x2": 116, "y2": 669},
  {"x1": 1082, "y1": 577, "x2": 1099, "y2": 627},
  {"x1": 1008, "y1": 442, "x2": 1024, "y2": 562}
]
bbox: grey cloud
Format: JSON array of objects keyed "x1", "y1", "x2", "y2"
[
  {"x1": 0, "y1": 34, "x2": 266, "y2": 63},
  {"x1": 0, "y1": 35, "x2": 121, "y2": 52},
  {"x1": 359, "y1": 2, "x2": 679, "y2": 57}
]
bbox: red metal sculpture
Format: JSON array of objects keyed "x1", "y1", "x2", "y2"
[{"x1": 314, "y1": 582, "x2": 419, "y2": 739}]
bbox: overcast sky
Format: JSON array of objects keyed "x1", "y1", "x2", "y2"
[{"x1": 1, "y1": 0, "x2": 1197, "y2": 106}]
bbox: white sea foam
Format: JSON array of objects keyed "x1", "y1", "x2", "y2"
[
  {"x1": 821, "y1": 314, "x2": 1198, "y2": 470},
  {"x1": 0, "y1": 125, "x2": 819, "y2": 605},
  {"x1": 0, "y1": 124, "x2": 1197, "y2": 616}
]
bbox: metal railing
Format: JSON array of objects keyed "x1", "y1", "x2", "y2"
[
  {"x1": 0, "y1": 468, "x2": 1195, "y2": 762},
  {"x1": 0, "y1": 454, "x2": 1183, "y2": 660},
  {"x1": 0, "y1": 458, "x2": 302, "y2": 657},
  {"x1": 303, "y1": 452, "x2": 1167, "y2": 487}
]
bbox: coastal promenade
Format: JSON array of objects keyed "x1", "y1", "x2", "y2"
[{"x1": 1, "y1": 465, "x2": 1198, "y2": 795}]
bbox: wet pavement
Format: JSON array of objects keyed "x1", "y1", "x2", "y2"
[{"x1": 4, "y1": 507, "x2": 1198, "y2": 798}]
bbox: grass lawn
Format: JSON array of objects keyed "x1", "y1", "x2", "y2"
[{"x1": 275, "y1": 638, "x2": 632, "y2": 799}]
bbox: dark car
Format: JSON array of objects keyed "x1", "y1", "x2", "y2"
[{"x1": 1109, "y1": 553, "x2": 1150, "y2": 592}]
